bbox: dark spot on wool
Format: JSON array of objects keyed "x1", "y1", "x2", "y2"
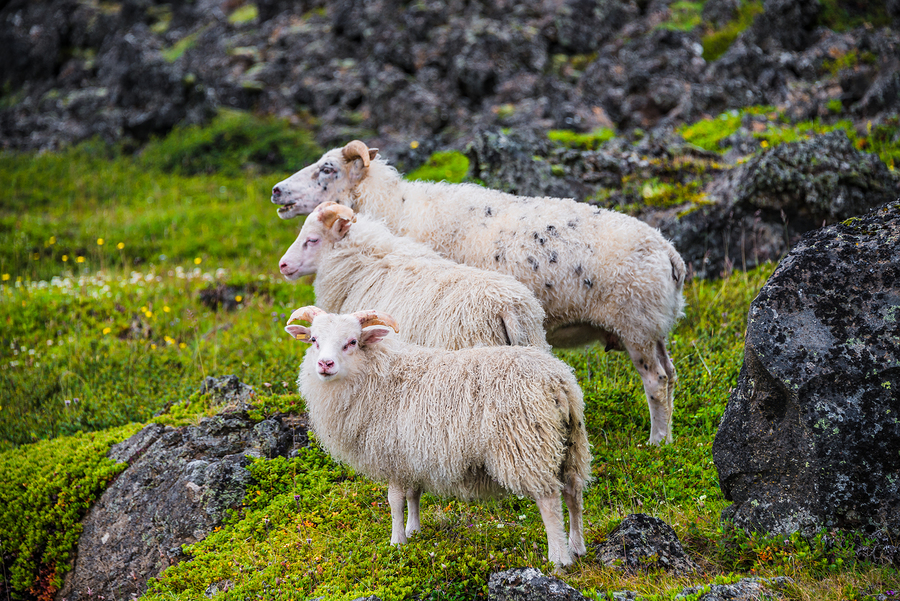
[
  {"x1": 546, "y1": 224, "x2": 558, "y2": 236},
  {"x1": 545, "y1": 282, "x2": 553, "y2": 288},
  {"x1": 485, "y1": 206, "x2": 493, "y2": 217},
  {"x1": 574, "y1": 265, "x2": 583, "y2": 275},
  {"x1": 402, "y1": 196, "x2": 406, "y2": 203},
  {"x1": 549, "y1": 251, "x2": 558, "y2": 263},
  {"x1": 526, "y1": 256, "x2": 539, "y2": 271},
  {"x1": 532, "y1": 232, "x2": 546, "y2": 245},
  {"x1": 568, "y1": 220, "x2": 578, "y2": 229},
  {"x1": 583, "y1": 278, "x2": 593, "y2": 288},
  {"x1": 495, "y1": 254, "x2": 501, "y2": 262}
]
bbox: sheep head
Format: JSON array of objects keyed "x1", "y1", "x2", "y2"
[
  {"x1": 271, "y1": 141, "x2": 379, "y2": 219},
  {"x1": 278, "y1": 201, "x2": 357, "y2": 280},
  {"x1": 285, "y1": 307, "x2": 399, "y2": 380}
]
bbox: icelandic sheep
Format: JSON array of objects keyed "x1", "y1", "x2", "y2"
[
  {"x1": 278, "y1": 201, "x2": 549, "y2": 351},
  {"x1": 272, "y1": 140, "x2": 686, "y2": 444},
  {"x1": 284, "y1": 306, "x2": 591, "y2": 568}
]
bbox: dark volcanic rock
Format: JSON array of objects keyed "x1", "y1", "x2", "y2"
[
  {"x1": 664, "y1": 130, "x2": 899, "y2": 279},
  {"x1": 592, "y1": 513, "x2": 699, "y2": 576},
  {"x1": 56, "y1": 402, "x2": 305, "y2": 600},
  {"x1": 713, "y1": 201, "x2": 900, "y2": 536},
  {"x1": 676, "y1": 577, "x2": 795, "y2": 601},
  {"x1": 488, "y1": 567, "x2": 589, "y2": 600}
]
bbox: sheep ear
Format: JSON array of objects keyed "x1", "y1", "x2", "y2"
[
  {"x1": 332, "y1": 215, "x2": 355, "y2": 239},
  {"x1": 285, "y1": 325, "x2": 311, "y2": 341},
  {"x1": 368, "y1": 148, "x2": 379, "y2": 161},
  {"x1": 360, "y1": 325, "x2": 392, "y2": 347}
]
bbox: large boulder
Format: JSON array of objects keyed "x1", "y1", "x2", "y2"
[
  {"x1": 56, "y1": 399, "x2": 306, "y2": 600},
  {"x1": 713, "y1": 201, "x2": 900, "y2": 536},
  {"x1": 665, "y1": 131, "x2": 899, "y2": 279}
]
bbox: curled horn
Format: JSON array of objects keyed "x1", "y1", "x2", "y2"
[
  {"x1": 286, "y1": 305, "x2": 326, "y2": 326},
  {"x1": 352, "y1": 310, "x2": 400, "y2": 333},
  {"x1": 317, "y1": 201, "x2": 356, "y2": 230},
  {"x1": 341, "y1": 140, "x2": 372, "y2": 168}
]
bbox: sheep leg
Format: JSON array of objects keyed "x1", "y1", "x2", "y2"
[
  {"x1": 562, "y1": 482, "x2": 586, "y2": 557},
  {"x1": 387, "y1": 482, "x2": 408, "y2": 545},
  {"x1": 656, "y1": 338, "x2": 677, "y2": 443},
  {"x1": 626, "y1": 342, "x2": 673, "y2": 445},
  {"x1": 535, "y1": 494, "x2": 572, "y2": 569},
  {"x1": 405, "y1": 487, "x2": 422, "y2": 537}
]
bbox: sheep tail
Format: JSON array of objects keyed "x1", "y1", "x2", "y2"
[
  {"x1": 668, "y1": 246, "x2": 686, "y2": 290},
  {"x1": 560, "y1": 387, "x2": 592, "y2": 491},
  {"x1": 498, "y1": 310, "x2": 543, "y2": 347}
]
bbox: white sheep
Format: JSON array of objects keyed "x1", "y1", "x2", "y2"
[
  {"x1": 284, "y1": 306, "x2": 591, "y2": 568},
  {"x1": 278, "y1": 201, "x2": 549, "y2": 351},
  {"x1": 272, "y1": 140, "x2": 686, "y2": 444}
]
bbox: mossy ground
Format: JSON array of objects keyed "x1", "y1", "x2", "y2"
[{"x1": 1, "y1": 111, "x2": 898, "y2": 600}]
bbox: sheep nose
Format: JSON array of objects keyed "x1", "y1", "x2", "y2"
[
  {"x1": 279, "y1": 260, "x2": 289, "y2": 273},
  {"x1": 271, "y1": 185, "x2": 282, "y2": 201},
  {"x1": 318, "y1": 359, "x2": 334, "y2": 370}
]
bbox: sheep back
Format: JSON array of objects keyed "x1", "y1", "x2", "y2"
[
  {"x1": 313, "y1": 216, "x2": 549, "y2": 351},
  {"x1": 354, "y1": 163, "x2": 685, "y2": 348},
  {"x1": 299, "y1": 339, "x2": 590, "y2": 501}
]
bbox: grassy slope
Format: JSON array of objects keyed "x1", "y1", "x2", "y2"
[{"x1": 0, "y1": 112, "x2": 898, "y2": 599}]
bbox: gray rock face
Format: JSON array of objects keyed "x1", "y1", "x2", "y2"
[
  {"x1": 675, "y1": 577, "x2": 794, "y2": 601},
  {"x1": 56, "y1": 407, "x2": 305, "y2": 600},
  {"x1": 664, "y1": 131, "x2": 899, "y2": 279},
  {"x1": 592, "y1": 513, "x2": 699, "y2": 576},
  {"x1": 713, "y1": 201, "x2": 900, "y2": 536},
  {"x1": 488, "y1": 567, "x2": 588, "y2": 601}
]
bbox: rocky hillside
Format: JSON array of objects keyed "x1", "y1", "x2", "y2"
[
  {"x1": 2, "y1": 0, "x2": 899, "y2": 279},
  {"x1": 1, "y1": 0, "x2": 898, "y2": 155}
]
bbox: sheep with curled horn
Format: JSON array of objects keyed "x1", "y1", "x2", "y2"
[
  {"x1": 278, "y1": 200, "x2": 549, "y2": 352},
  {"x1": 272, "y1": 140, "x2": 686, "y2": 445},
  {"x1": 284, "y1": 306, "x2": 591, "y2": 569}
]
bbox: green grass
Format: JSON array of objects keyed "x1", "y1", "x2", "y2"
[{"x1": 0, "y1": 116, "x2": 898, "y2": 600}]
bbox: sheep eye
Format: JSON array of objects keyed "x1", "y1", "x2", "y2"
[
  {"x1": 309, "y1": 337, "x2": 317, "y2": 345},
  {"x1": 343, "y1": 339, "x2": 357, "y2": 351},
  {"x1": 320, "y1": 165, "x2": 335, "y2": 175},
  {"x1": 303, "y1": 238, "x2": 319, "y2": 248}
]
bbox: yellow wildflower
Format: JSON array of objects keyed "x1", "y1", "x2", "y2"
[
  {"x1": 103, "y1": 327, "x2": 111, "y2": 335},
  {"x1": 194, "y1": 257, "x2": 202, "y2": 265},
  {"x1": 97, "y1": 238, "x2": 104, "y2": 246},
  {"x1": 76, "y1": 256, "x2": 85, "y2": 263},
  {"x1": 117, "y1": 242, "x2": 124, "y2": 249}
]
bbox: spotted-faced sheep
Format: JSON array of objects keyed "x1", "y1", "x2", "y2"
[
  {"x1": 284, "y1": 306, "x2": 591, "y2": 568},
  {"x1": 278, "y1": 201, "x2": 549, "y2": 351},
  {"x1": 272, "y1": 141, "x2": 686, "y2": 444}
]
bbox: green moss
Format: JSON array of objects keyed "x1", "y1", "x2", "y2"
[
  {"x1": 406, "y1": 151, "x2": 470, "y2": 183},
  {"x1": 701, "y1": 0, "x2": 764, "y2": 61},
  {"x1": 817, "y1": 0, "x2": 891, "y2": 31},
  {"x1": 228, "y1": 3, "x2": 259, "y2": 25},
  {"x1": 138, "y1": 108, "x2": 322, "y2": 176},
  {"x1": 547, "y1": 127, "x2": 616, "y2": 151},
  {"x1": 826, "y1": 99, "x2": 844, "y2": 114},
  {"x1": 162, "y1": 29, "x2": 203, "y2": 63},
  {"x1": 658, "y1": 1, "x2": 704, "y2": 31},
  {"x1": 0, "y1": 423, "x2": 141, "y2": 598}
]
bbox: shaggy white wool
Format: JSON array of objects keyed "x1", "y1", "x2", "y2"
[
  {"x1": 272, "y1": 143, "x2": 687, "y2": 444},
  {"x1": 279, "y1": 203, "x2": 549, "y2": 351},
  {"x1": 287, "y1": 309, "x2": 591, "y2": 567}
]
